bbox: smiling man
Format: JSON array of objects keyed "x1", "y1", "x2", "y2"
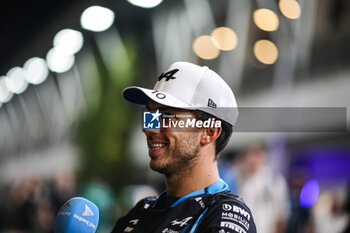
[{"x1": 111, "y1": 61, "x2": 256, "y2": 233}]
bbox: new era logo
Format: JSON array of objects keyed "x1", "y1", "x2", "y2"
[
  {"x1": 208, "y1": 98, "x2": 217, "y2": 108},
  {"x1": 143, "y1": 110, "x2": 161, "y2": 129}
]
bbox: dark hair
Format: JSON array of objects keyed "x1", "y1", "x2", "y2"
[{"x1": 192, "y1": 110, "x2": 233, "y2": 159}]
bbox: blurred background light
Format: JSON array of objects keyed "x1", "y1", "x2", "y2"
[
  {"x1": 23, "y1": 57, "x2": 49, "y2": 85},
  {"x1": 299, "y1": 179, "x2": 320, "y2": 208},
  {"x1": 279, "y1": 0, "x2": 301, "y2": 19},
  {"x1": 5, "y1": 67, "x2": 29, "y2": 94},
  {"x1": 127, "y1": 0, "x2": 163, "y2": 9},
  {"x1": 53, "y1": 29, "x2": 84, "y2": 55},
  {"x1": 253, "y1": 8, "x2": 279, "y2": 31},
  {"x1": 80, "y1": 6, "x2": 115, "y2": 32},
  {"x1": 193, "y1": 35, "x2": 220, "y2": 60},
  {"x1": 211, "y1": 27, "x2": 238, "y2": 51},
  {"x1": 0, "y1": 76, "x2": 13, "y2": 102},
  {"x1": 46, "y1": 48, "x2": 75, "y2": 73},
  {"x1": 253, "y1": 39, "x2": 279, "y2": 65}
]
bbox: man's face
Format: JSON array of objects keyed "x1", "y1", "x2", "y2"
[
  {"x1": 143, "y1": 100, "x2": 202, "y2": 177},
  {"x1": 244, "y1": 145, "x2": 265, "y2": 174}
]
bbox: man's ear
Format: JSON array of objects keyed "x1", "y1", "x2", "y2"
[{"x1": 200, "y1": 126, "x2": 222, "y2": 145}]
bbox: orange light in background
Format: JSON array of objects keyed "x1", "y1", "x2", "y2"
[
  {"x1": 193, "y1": 35, "x2": 220, "y2": 60},
  {"x1": 211, "y1": 27, "x2": 238, "y2": 51},
  {"x1": 81, "y1": 6, "x2": 115, "y2": 32},
  {"x1": 0, "y1": 76, "x2": 13, "y2": 103},
  {"x1": 46, "y1": 48, "x2": 75, "y2": 73},
  {"x1": 5, "y1": 67, "x2": 29, "y2": 94},
  {"x1": 279, "y1": 0, "x2": 301, "y2": 19},
  {"x1": 24, "y1": 57, "x2": 49, "y2": 85},
  {"x1": 253, "y1": 9, "x2": 279, "y2": 31},
  {"x1": 53, "y1": 29, "x2": 84, "y2": 55},
  {"x1": 127, "y1": 0, "x2": 163, "y2": 8},
  {"x1": 254, "y1": 40, "x2": 279, "y2": 65}
]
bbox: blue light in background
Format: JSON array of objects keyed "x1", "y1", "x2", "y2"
[
  {"x1": 291, "y1": 146, "x2": 350, "y2": 185},
  {"x1": 299, "y1": 179, "x2": 320, "y2": 208}
]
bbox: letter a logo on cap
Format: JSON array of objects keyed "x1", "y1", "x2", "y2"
[
  {"x1": 82, "y1": 204, "x2": 94, "y2": 216},
  {"x1": 158, "y1": 69, "x2": 179, "y2": 81}
]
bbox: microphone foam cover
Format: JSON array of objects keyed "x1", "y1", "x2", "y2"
[{"x1": 54, "y1": 197, "x2": 99, "y2": 233}]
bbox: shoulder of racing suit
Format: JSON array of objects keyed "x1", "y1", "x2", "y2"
[{"x1": 111, "y1": 191, "x2": 256, "y2": 233}]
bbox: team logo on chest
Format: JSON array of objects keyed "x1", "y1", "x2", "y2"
[
  {"x1": 170, "y1": 216, "x2": 193, "y2": 227},
  {"x1": 123, "y1": 219, "x2": 139, "y2": 232}
]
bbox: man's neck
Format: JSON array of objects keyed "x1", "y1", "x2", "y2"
[{"x1": 165, "y1": 159, "x2": 220, "y2": 197}]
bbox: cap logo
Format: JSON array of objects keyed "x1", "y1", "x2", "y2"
[
  {"x1": 208, "y1": 98, "x2": 217, "y2": 108},
  {"x1": 158, "y1": 69, "x2": 179, "y2": 81}
]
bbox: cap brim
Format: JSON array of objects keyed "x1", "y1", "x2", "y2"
[{"x1": 122, "y1": 86, "x2": 192, "y2": 109}]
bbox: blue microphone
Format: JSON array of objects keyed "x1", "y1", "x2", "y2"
[{"x1": 54, "y1": 197, "x2": 99, "y2": 233}]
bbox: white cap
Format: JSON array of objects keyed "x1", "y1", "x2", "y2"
[{"x1": 123, "y1": 61, "x2": 239, "y2": 126}]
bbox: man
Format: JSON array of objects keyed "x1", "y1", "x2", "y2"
[
  {"x1": 112, "y1": 61, "x2": 256, "y2": 233},
  {"x1": 239, "y1": 143, "x2": 289, "y2": 233}
]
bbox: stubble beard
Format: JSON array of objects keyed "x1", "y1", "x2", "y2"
[{"x1": 151, "y1": 135, "x2": 199, "y2": 178}]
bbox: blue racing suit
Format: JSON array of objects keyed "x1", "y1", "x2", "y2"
[{"x1": 111, "y1": 179, "x2": 256, "y2": 233}]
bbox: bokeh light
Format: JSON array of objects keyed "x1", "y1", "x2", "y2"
[
  {"x1": 46, "y1": 48, "x2": 75, "y2": 73},
  {"x1": 279, "y1": 0, "x2": 301, "y2": 19},
  {"x1": 80, "y1": 6, "x2": 115, "y2": 32},
  {"x1": 211, "y1": 27, "x2": 238, "y2": 51},
  {"x1": 253, "y1": 8, "x2": 279, "y2": 31},
  {"x1": 253, "y1": 40, "x2": 279, "y2": 65},
  {"x1": 193, "y1": 35, "x2": 220, "y2": 60},
  {"x1": 299, "y1": 179, "x2": 320, "y2": 208},
  {"x1": 0, "y1": 76, "x2": 13, "y2": 103},
  {"x1": 23, "y1": 57, "x2": 49, "y2": 85},
  {"x1": 5, "y1": 67, "x2": 29, "y2": 94},
  {"x1": 127, "y1": 0, "x2": 163, "y2": 8},
  {"x1": 53, "y1": 29, "x2": 84, "y2": 55}
]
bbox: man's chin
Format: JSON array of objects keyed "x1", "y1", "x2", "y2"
[
  {"x1": 149, "y1": 160, "x2": 161, "y2": 172},
  {"x1": 150, "y1": 162, "x2": 172, "y2": 176}
]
